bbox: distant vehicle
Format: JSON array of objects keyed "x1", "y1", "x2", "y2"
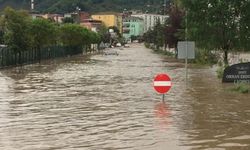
[
  {"x1": 116, "y1": 43, "x2": 122, "y2": 47},
  {"x1": 124, "y1": 44, "x2": 130, "y2": 48},
  {"x1": 103, "y1": 50, "x2": 119, "y2": 56},
  {"x1": 0, "y1": 45, "x2": 7, "y2": 48}
]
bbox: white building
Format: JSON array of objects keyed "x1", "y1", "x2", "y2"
[{"x1": 132, "y1": 14, "x2": 168, "y2": 33}]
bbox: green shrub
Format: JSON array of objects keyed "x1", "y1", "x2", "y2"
[
  {"x1": 145, "y1": 43, "x2": 175, "y2": 57},
  {"x1": 216, "y1": 66, "x2": 224, "y2": 79},
  {"x1": 231, "y1": 83, "x2": 249, "y2": 94},
  {"x1": 153, "y1": 48, "x2": 175, "y2": 57},
  {"x1": 162, "y1": 50, "x2": 175, "y2": 57},
  {"x1": 144, "y1": 43, "x2": 150, "y2": 48},
  {"x1": 216, "y1": 63, "x2": 229, "y2": 79},
  {"x1": 192, "y1": 48, "x2": 219, "y2": 65}
]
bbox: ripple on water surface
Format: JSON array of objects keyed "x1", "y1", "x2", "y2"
[{"x1": 0, "y1": 44, "x2": 250, "y2": 150}]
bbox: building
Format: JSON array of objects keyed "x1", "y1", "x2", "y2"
[
  {"x1": 42, "y1": 14, "x2": 64, "y2": 23},
  {"x1": 80, "y1": 19, "x2": 102, "y2": 32},
  {"x1": 132, "y1": 14, "x2": 168, "y2": 33},
  {"x1": 122, "y1": 16, "x2": 144, "y2": 41},
  {"x1": 31, "y1": 14, "x2": 44, "y2": 19},
  {"x1": 30, "y1": 13, "x2": 64, "y2": 23},
  {"x1": 64, "y1": 12, "x2": 90, "y2": 23},
  {"x1": 91, "y1": 13, "x2": 123, "y2": 33},
  {"x1": 79, "y1": 12, "x2": 90, "y2": 22}
]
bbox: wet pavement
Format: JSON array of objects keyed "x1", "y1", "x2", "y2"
[{"x1": 0, "y1": 44, "x2": 249, "y2": 150}]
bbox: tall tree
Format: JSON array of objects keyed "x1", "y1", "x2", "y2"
[
  {"x1": 153, "y1": 19, "x2": 164, "y2": 49},
  {"x1": 239, "y1": 1, "x2": 250, "y2": 51},
  {"x1": 181, "y1": 0, "x2": 250, "y2": 64},
  {"x1": 59, "y1": 24, "x2": 86, "y2": 47},
  {"x1": 29, "y1": 18, "x2": 58, "y2": 62},
  {"x1": 164, "y1": 3, "x2": 184, "y2": 49},
  {"x1": 59, "y1": 24, "x2": 98, "y2": 54},
  {"x1": 2, "y1": 7, "x2": 31, "y2": 64},
  {"x1": 0, "y1": 16, "x2": 4, "y2": 44},
  {"x1": 143, "y1": 28, "x2": 154, "y2": 44},
  {"x1": 98, "y1": 24, "x2": 110, "y2": 43}
]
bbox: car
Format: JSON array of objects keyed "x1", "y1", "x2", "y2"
[
  {"x1": 103, "y1": 50, "x2": 119, "y2": 56},
  {"x1": 124, "y1": 44, "x2": 130, "y2": 48},
  {"x1": 116, "y1": 43, "x2": 122, "y2": 47},
  {"x1": 0, "y1": 44, "x2": 7, "y2": 48}
]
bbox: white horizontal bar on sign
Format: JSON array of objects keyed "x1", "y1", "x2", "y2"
[{"x1": 154, "y1": 81, "x2": 171, "y2": 86}]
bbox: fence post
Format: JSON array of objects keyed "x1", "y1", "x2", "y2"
[
  {"x1": 1, "y1": 48, "x2": 3, "y2": 67},
  {"x1": 0, "y1": 48, "x2": 2, "y2": 68},
  {"x1": 6, "y1": 49, "x2": 8, "y2": 66}
]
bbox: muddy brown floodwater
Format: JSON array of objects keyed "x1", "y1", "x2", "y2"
[{"x1": 0, "y1": 44, "x2": 250, "y2": 150}]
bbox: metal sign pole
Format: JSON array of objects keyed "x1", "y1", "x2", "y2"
[
  {"x1": 154, "y1": 74, "x2": 171, "y2": 103},
  {"x1": 185, "y1": 10, "x2": 188, "y2": 84},
  {"x1": 185, "y1": 43, "x2": 188, "y2": 83},
  {"x1": 177, "y1": 10, "x2": 195, "y2": 85}
]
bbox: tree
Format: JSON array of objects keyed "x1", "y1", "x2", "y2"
[
  {"x1": 2, "y1": 7, "x2": 32, "y2": 64},
  {"x1": 130, "y1": 35, "x2": 138, "y2": 42},
  {"x1": 153, "y1": 19, "x2": 164, "y2": 49},
  {"x1": 59, "y1": 24, "x2": 97, "y2": 54},
  {"x1": 90, "y1": 32, "x2": 101, "y2": 44},
  {"x1": 0, "y1": 30, "x2": 3, "y2": 44},
  {"x1": 81, "y1": 28, "x2": 94, "y2": 46},
  {"x1": 98, "y1": 24, "x2": 110, "y2": 43},
  {"x1": 108, "y1": 26, "x2": 121, "y2": 37},
  {"x1": 143, "y1": 28, "x2": 154, "y2": 43},
  {"x1": 0, "y1": 16, "x2": 4, "y2": 44},
  {"x1": 164, "y1": 3, "x2": 184, "y2": 50},
  {"x1": 181, "y1": 0, "x2": 250, "y2": 64},
  {"x1": 29, "y1": 18, "x2": 58, "y2": 62},
  {"x1": 239, "y1": 2, "x2": 250, "y2": 51},
  {"x1": 59, "y1": 24, "x2": 85, "y2": 46}
]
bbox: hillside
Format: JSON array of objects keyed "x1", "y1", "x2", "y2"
[{"x1": 0, "y1": 0, "x2": 168, "y2": 13}]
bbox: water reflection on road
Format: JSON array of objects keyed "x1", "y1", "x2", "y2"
[{"x1": 0, "y1": 44, "x2": 249, "y2": 150}]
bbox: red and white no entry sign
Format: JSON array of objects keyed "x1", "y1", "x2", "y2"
[{"x1": 153, "y1": 74, "x2": 172, "y2": 94}]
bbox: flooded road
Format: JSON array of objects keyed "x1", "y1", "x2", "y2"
[{"x1": 0, "y1": 44, "x2": 250, "y2": 150}]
